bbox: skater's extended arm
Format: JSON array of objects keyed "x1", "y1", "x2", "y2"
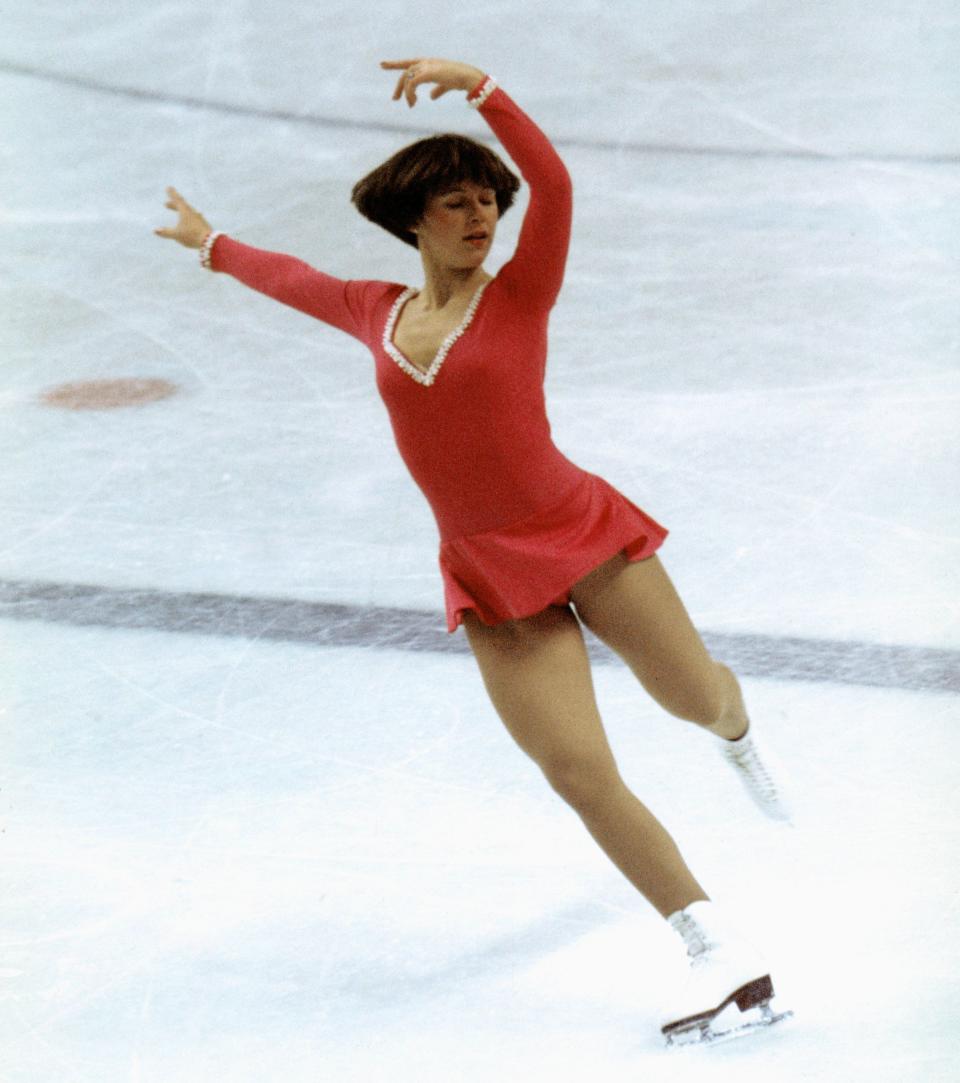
[{"x1": 155, "y1": 187, "x2": 373, "y2": 338}]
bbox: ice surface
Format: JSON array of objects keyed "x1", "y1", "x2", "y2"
[
  {"x1": 4, "y1": 619, "x2": 959, "y2": 1081},
  {"x1": 1, "y1": 2, "x2": 959, "y2": 1080}
]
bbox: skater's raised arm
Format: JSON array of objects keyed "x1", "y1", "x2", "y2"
[
  {"x1": 155, "y1": 187, "x2": 375, "y2": 340},
  {"x1": 467, "y1": 79, "x2": 572, "y2": 310},
  {"x1": 381, "y1": 58, "x2": 573, "y2": 311}
]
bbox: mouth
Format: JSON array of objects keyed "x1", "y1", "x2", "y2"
[{"x1": 463, "y1": 232, "x2": 489, "y2": 246}]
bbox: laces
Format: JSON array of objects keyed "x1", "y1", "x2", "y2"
[
  {"x1": 725, "y1": 735, "x2": 778, "y2": 801},
  {"x1": 669, "y1": 911, "x2": 711, "y2": 963}
]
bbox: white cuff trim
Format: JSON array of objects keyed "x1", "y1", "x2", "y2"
[
  {"x1": 468, "y1": 76, "x2": 498, "y2": 110},
  {"x1": 199, "y1": 230, "x2": 224, "y2": 270}
]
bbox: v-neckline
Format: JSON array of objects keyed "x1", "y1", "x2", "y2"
[{"x1": 382, "y1": 280, "x2": 491, "y2": 387}]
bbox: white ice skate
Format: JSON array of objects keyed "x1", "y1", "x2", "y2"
[
  {"x1": 720, "y1": 723, "x2": 791, "y2": 822},
  {"x1": 661, "y1": 900, "x2": 792, "y2": 1047}
]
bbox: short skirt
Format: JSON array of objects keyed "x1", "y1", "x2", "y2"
[{"x1": 439, "y1": 471, "x2": 668, "y2": 632}]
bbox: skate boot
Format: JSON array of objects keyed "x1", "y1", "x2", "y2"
[
  {"x1": 661, "y1": 900, "x2": 792, "y2": 1047},
  {"x1": 720, "y1": 722, "x2": 791, "y2": 822}
]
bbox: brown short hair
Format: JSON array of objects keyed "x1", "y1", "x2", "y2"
[{"x1": 351, "y1": 133, "x2": 521, "y2": 248}]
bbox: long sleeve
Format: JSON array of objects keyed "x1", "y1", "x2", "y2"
[
  {"x1": 471, "y1": 82, "x2": 574, "y2": 310},
  {"x1": 209, "y1": 234, "x2": 379, "y2": 341}
]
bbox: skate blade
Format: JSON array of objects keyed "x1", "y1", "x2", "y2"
[{"x1": 664, "y1": 1001, "x2": 794, "y2": 1048}]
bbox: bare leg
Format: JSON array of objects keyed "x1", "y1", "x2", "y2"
[
  {"x1": 462, "y1": 604, "x2": 708, "y2": 918},
  {"x1": 569, "y1": 553, "x2": 749, "y2": 741}
]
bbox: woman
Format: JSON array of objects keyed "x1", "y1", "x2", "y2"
[{"x1": 156, "y1": 57, "x2": 791, "y2": 1045}]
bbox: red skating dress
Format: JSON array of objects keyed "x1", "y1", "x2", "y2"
[{"x1": 208, "y1": 77, "x2": 667, "y2": 632}]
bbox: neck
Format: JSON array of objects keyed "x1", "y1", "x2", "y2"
[{"x1": 417, "y1": 251, "x2": 490, "y2": 309}]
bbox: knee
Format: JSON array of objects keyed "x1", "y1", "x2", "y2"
[{"x1": 540, "y1": 748, "x2": 623, "y2": 815}]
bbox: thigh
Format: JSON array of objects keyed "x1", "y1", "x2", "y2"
[
  {"x1": 568, "y1": 553, "x2": 724, "y2": 722},
  {"x1": 461, "y1": 605, "x2": 615, "y2": 773}
]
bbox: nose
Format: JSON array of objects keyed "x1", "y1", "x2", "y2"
[{"x1": 468, "y1": 197, "x2": 495, "y2": 224}]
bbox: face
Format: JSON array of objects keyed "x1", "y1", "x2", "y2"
[{"x1": 413, "y1": 181, "x2": 499, "y2": 267}]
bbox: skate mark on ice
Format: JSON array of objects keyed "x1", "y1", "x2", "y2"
[{"x1": 1, "y1": 58, "x2": 957, "y2": 165}]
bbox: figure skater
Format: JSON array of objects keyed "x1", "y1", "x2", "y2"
[{"x1": 156, "y1": 57, "x2": 791, "y2": 1045}]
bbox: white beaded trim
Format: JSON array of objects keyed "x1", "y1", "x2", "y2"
[
  {"x1": 467, "y1": 75, "x2": 498, "y2": 110},
  {"x1": 382, "y1": 281, "x2": 490, "y2": 387},
  {"x1": 199, "y1": 230, "x2": 224, "y2": 269}
]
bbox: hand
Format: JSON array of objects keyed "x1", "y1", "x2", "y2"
[
  {"x1": 380, "y1": 58, "x2": 485, "y2": 108},
  {"x1": 155, "y1": 187, "x2": 213, "y2": 248}
]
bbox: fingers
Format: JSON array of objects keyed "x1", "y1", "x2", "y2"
[
  {"x1": 381, "y1": 57, "x2": 430, "y2": 108},
  {"x1": 403, "y1": 67, "x2": 425, "y2": 108},
  {"x1": 157, "y1": 187, "x2": 201, "y2": 242},
  {"x1": 383, "y1": 57, "x2": 416, "y2": 99},
  {"x1": 380, "y1": 57, "x2": 464, "y2": 108},
  {"x1": 166, "y1": 186, "x2": 195, "y2": 211},
  {"x1": 158, "y1": 188, "x2": 180, "y2": 239}
]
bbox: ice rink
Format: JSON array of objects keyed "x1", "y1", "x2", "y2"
[{"x1": 2, "y1": 2, "x2": 959, "y2": 1080}]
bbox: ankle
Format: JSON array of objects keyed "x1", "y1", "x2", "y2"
[
  {"x1": 700, "y1": 664, "x2": 749, "y2": 741},
  {"x1": 705, "y1": 716, "x2": 749, "y2": 742},
  {"x1": 667, "y1": 899, "x2": 720, "y2": 959}
]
